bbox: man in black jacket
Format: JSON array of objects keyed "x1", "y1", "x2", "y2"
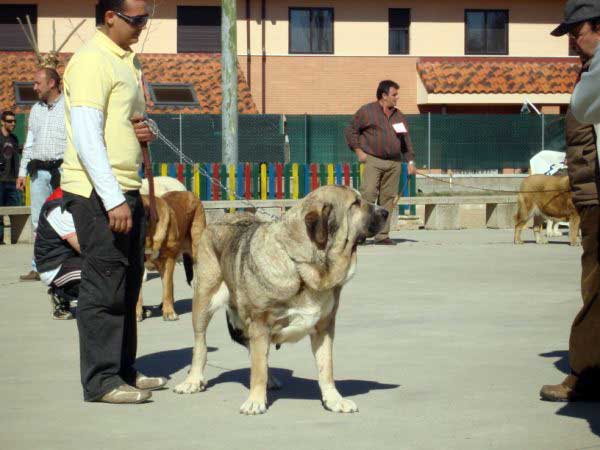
[{"x1": 0, "y1": 111, "x2": 20, "y2": 244}]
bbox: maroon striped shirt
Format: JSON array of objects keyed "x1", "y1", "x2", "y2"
[{"x1": 345, "y1": 101, "x2": 415, "y2": 162}]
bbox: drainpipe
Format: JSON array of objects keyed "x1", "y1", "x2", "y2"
[
  {"x1": 246, "y1": 0, "x2": 251, "y2": 89},
  {"x1": 261, "y1": 0, "x2": 266, "y2": 113}
]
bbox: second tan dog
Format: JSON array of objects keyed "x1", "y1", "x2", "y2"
[
  {"x1": 139, "y1": 191, "x2": 206, "y2": 321},
  {"x1": 514, "y1": 175, "x2": 580, "y2": 246}
]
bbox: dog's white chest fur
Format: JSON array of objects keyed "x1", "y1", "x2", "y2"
[{"x1": 272, "y1": 291, "x2": 335, "y2": 344}]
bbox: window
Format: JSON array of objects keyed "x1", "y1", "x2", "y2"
[
  {"x1": 14, "y1": 82, "x2": 36, "y2": 105},
  {"x1": 177, "y1": 6, "x2": 221, "y2": 53},
  {"x1": 0, "y1": 4, "x2": 37, "y2": 51},
  {"x1": 389, "y1": 9, "x2": 410, "y2": 55},
  {"x1": 289, "y1": 7, "x2": 333, "y2": 54},
  {"x1": 148, "y1": 84, "x2": 199, "y2": 106},
  {"x1": 465, "y1": 10, "x2": 508, "y2": 55}
]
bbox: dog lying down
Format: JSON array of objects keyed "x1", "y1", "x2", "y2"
[{"x1": 174, "y1": 185, "x2": 388, "y2": 415}]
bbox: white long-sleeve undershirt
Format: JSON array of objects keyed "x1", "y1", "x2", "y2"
[{"x1": 70, "y1": 106, "x2": 126, "y2": 211}]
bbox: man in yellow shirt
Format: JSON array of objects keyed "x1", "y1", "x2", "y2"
[{"x1": 62, "y1": 0, "x2": 165, "y2": 404}]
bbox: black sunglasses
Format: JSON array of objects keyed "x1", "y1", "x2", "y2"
[
  {"x1": 3, "y1": 119, "x2": 15, "y2": 124},
  {"x1": 115, "y1": 11, "x2": 149, "y2": 28}
]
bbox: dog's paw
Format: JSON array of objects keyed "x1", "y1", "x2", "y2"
[
  {"x1": 323, "y1": 394, "x2": 358, "y2": 413},
  {"x1": 173, "y1": 379, "x2": 206, "y2": 394},
  {"x1": 162, "y1": 310, "x2": 179, "y2": 321},
  {"x1": 136, "y1": 313, "x2": 143, "y2": 322},
  {"x1": 239, "y1": 397, "x2": 267, "y2": 415},
  {"x1": 267, "y1": 374, "x2": 282, "y2": 390}
]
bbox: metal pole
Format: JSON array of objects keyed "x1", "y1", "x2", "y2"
[
  {"x1": 304, "y1": 113, "x2": 308, "y2": 163},
  {"x1": 179, "y1": 113, "x2": 183, "y2": 164},
  {"x1": 222, "y1": 0, "x2": 238, "y2": 165},
  {"x1": 541, "y1": 112, "x2": 545, "y2": 150},
  {"x1": 427, "y1": 112, "x2": 431, "y2": 171}
]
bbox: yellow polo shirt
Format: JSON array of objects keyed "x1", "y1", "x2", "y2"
[{"x1": 62, "y1": 31, "x2": 146, "y2": 197}]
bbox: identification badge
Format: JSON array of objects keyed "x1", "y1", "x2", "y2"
[{"x1": 393, "y1": 122, "x2": 407, "y2": 133}]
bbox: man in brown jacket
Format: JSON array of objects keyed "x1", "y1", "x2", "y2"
[
  {"x1": 345, "y1": 80, "x2": 416, "y2": 245},
  {"x1": 541, "y1": 1, "x2": 600, "y2": 401}
]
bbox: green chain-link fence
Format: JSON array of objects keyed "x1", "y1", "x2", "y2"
[{"x1": 14, "y1": 113, "x2": 566, "y2": 171}]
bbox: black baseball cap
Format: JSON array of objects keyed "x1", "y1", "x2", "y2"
[{"x1": 551, "y1": 0, "x2": 600, "y2": 36}]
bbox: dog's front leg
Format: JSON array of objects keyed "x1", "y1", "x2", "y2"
[
  {"x1": 135, "y1": 289, "x2": 144, "y2": 322},
  {"x1": 310, "y1": 295, "x2": 358, "y2": 413},
  {"x1": 569, "y1": 214, "x2": 581, "y2": 246},
  {"x1": 240, "y1": 321, "x2": 270, "y2": 415},
  {"x1": 158, "y1": 256, "x2": 178, "y2": 321}
]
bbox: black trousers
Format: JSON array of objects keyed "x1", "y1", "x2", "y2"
[{"x1": 63, "y1": 190, "x2": 145, "y2": 401}]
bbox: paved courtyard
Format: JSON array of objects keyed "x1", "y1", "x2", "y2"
[{"x1": 0, "y1": 229, "x2": 598, "y2": 450}]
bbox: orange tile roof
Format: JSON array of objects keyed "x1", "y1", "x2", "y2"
[
  {"x1": 417, "y1": 57, "x2": 581, "y2": 94},
  {"x1": 0, "y1": 51, "x2": 257, "y2": 114}
]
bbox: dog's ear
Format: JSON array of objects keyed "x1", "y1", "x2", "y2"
[{"x1": 305, "y1": 202, "x2": 333, "y2": 250}]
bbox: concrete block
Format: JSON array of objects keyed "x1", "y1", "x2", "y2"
[
  {"x1": 424, "y1": 204, "x2": 460, "y2": 230},
  {"x1": 391, "y1": 205, "x2": 399, "y2": 230},
  {"x1": 205, "y1": 209, "x2": 226, "y2": 224},
  {"x1": 486, "y1": 203, "x2": 517, "y2": 229},
  {"x1": 11, "y1": 214, "x2": 32, "y2": 244}
]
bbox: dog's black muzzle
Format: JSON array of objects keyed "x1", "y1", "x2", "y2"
[{"x1": 365, "y1": 204, "x2": 388, "y2": 237}]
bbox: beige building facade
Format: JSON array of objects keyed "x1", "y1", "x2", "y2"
[{"x1": 0, "y1": 0, "x2": 575, "y2": 114}]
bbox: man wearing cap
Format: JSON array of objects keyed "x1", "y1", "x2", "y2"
[{"x1": 541, "y1": 0, "x2": 600, "y2": 402}]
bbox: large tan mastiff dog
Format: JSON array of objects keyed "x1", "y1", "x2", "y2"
[{"x1": 174, "y1": 185, "x2": 388, "y2": 414}]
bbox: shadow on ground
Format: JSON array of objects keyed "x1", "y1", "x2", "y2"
[
  {"x1": 539, "y1": 350, "x2": 569, "y2": 374},
  {"x1": 540, "y1": 350, "x2": 600, "y2": 438},
  {"x1": 361, "y1": 238, "x2": 418, "y2": 246},
  {"x1": 205, "y1": 367, "x2": 399, "y2": 404},
  {"x1": 136, "y1": 346, "x2": 217, "y2": 378},
  {"x1": 141, "y1": 298, "x2": 193, "y2": 319},
  {"x1": 557, "y1": 403, "x2": 600, "y2": 438}
]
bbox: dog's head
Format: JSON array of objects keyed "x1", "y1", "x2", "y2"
[{"x1": 303, "y1": 185, "x2": 388, "y2": 250}]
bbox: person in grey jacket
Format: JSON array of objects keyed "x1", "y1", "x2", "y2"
[{"x1": 541, "y1": 0, "x2": 600, "y2": 402}]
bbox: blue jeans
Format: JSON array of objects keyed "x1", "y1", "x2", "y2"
[
  {"x1": 0, "y1": 181, "x2": 19, "y2": 242},
  {"x1": 30, "y1": 170, "x2": 53, "y2": 269}
]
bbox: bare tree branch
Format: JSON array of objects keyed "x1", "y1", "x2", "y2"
[
  {"x1": 140, "y1": 0, "x2": 156, "y2": 53},
  {"x1": 67, "y1": 18, "x2": 86, "y2": 44},
  {"x1": 16, "y1": 17, "x2": 42, "y2": 63},
  {"x1": 56, "y1": 19, "x2": 86, "y2": 53}
]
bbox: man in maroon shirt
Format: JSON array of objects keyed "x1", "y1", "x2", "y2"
[{"x1": 345, "y1": 80, "x2": 416, "y2": 245}]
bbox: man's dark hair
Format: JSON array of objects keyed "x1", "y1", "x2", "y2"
[
  {"x1": 40, "y1": 68, "x2": 61, "y2": 90},
  {"x1": 376, "y1": 80, "x2": 400, "y2": 100},
  {"x1": 97, "y1": 0, "x2": 127, "y2": 24},
  {"x1": 1, "y1": 111, "x2": 15, "y2": 121}
]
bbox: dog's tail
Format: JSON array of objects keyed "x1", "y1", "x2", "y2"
[
  {"x1": 182, "y1": 253, "x2": 194, "y2": 286},
  {"x1": 180, "y1": 195, "x2": 207, "y2": 286},
  {"x1": 226, "y1": 309, "x2": 249, "y2": 348}
]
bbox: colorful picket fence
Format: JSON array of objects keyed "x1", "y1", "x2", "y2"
[{"x1": 148, "y1": 162, "x2": 415, "y2": 207}]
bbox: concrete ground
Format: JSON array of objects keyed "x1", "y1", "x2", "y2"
[{"x1": 0, "y1": 229, "x2": 599, "y2": 450}]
